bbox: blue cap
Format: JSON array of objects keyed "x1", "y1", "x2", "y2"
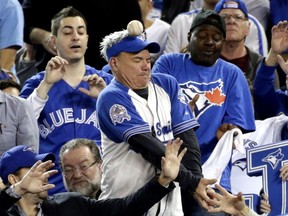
[
  {"x1": 214, "y1": 0, "x2": 248, "y2": 18},
  {"x1": 106, "y1": 36, "x2": 160, "y2": 59},
  {"x1": 0, "y1": 145, "x2": 55, "y2": 184}
]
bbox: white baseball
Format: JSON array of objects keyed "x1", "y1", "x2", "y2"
[{"x1": 127, "y1": 20, "x2": 144, "y2": 36}]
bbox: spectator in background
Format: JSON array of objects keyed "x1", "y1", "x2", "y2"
[
  {"x1": 213, "y1": 0, "x2": 279, "y2": 119},
  {"x1": 19, "y1": 6, "x2": 113, "y2": 195},
  {"x1": 0, "y1": 79, "x2": 21, "y2": 96},
  {"x1": 0, "y1": 0, "x2": 24, "y2": 80},
  {"x1": 0, "y1": 160, "x2": 57, "y2": 213},
  {"x1": 164, "y1": 0, "x2": 268, "y2": 57},
  {"x1": 152, "y1": 10, "x2": 255, "y2": 215},
  {"x1": 22, "y1": 0, "x2": 142, "y2": 72},
  {"x1": 15, "y1": 43, "x2": 39, "y2": 87},
  {"x1": 59, "y1": 138, "x2": 102, "y2": 199},
  {"x1": 0, "y1": 89, "x2": 39, "y2": 155},
  {"x1": 138, "y1": 0, "x2": 170, "y2": 64},
  {"x1": 253, "y1": 20, "x2": 288, "y2": 120}
]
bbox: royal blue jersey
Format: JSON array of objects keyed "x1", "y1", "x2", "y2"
[
  {"x1": 20, "y1": 65, "x2": 113, "y2": 194},
  {"x1": 152, "y1": 53, "x2": 255, "y2": 191}
]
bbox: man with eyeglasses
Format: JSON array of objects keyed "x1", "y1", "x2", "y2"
[
  {"x1": 59, "y1": 138, "x2": 102, "y2": 199},
  {"x1": 214, "y1": 0, "x2": 279, "y2": 120}
]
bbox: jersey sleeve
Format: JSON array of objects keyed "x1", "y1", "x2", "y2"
[{"x1": 96, "y1": 88, "x2": 151, "y2": 143}]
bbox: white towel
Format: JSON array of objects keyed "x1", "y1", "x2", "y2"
[{"x1": 202, "y1": 128, "x2": 244, "y2": 186}]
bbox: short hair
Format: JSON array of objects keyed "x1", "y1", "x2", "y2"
[
  {"x1": 0, "y1": 79, "x2": 21, "y2": 92},
  {"x1": 51, "y1": 6, "x2": 87, "y2": 36},
  {"x1": 59, "y1": 138, "x2": 102, "y2": 168}
]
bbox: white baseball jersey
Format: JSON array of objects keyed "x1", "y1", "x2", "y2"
[{"x1": 97, "y1": 73, "x2": 198, "y2": 215}]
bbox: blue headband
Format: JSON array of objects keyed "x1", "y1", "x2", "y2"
[{"x1": 106, "y1": 36, "x2": 160, "y2": 59}]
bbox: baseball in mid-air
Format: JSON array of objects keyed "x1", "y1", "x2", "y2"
[{"x1": 127, "y1": 20, "x2": 143, "y2": 36}]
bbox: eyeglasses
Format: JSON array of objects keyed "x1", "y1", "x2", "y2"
[
  {"x1": 220, "y1": 14, "x2": 248, "y2": 22},
  {"x1": 62, "y1": 161, "x2": 98, "y2": 177}
]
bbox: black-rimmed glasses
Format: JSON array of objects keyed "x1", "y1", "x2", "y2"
[{"x1": 62, "y1": 161, "x2": 98, "y2": 177}]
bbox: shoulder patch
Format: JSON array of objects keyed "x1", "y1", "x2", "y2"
[{"x1": 110, "y1": 104, "x2": 131, "y2": 125}]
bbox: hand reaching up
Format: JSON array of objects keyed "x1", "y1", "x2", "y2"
[
  {"x1": 13, "y1": 160, "x2": 58, "y2": 196},
  {"x1": 158, "y1": 138, "x2": 187, "y2": 187},
  {"x1": 80, "y1": 74, "x2": 107, "y2": 98}
]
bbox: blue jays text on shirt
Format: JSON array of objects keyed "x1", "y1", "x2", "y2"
[{"x1": 38, "y1": 108, "x2": 98, "y2": 138}]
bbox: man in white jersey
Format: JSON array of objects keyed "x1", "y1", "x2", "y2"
[{"x1": 96, "y1": 20, "x2": 217, "y2": 215}]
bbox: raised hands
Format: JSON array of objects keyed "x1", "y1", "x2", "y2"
[
  {"x1": 193, "y1": 178, "x2": 217, "y2": 209},
  {"x1": 259, "y1": 193, "x2": 271, "y2": 214},
  {"x1": 79, "y1": 74, "x2": 107, "y2": 98},
  {"x1": 266, "y1": 21, "x2": 288, "y2": 66},
  {"x1": 36, "y1": 56, "x2": 69, "y2": 100},
  {"x1": 206, "y1": 184, "x2": 249, "y2": 215},
  {"x1": 216, "y1": 123, "x2": 238, "y2": 141},
  {"x1": 44, "y1": 56, "x2": 68, "y2": 85},
  {"x1": 277, "y1": 55, "x2": 288, "y2": 75},
  {"x1": 13, "y1": 160, "x2": 58, "y2": 196},
  {"x1": 158, "y1": 138, "x2": 187, "y2": 187},
  {"x1": 271, "y1": 21, "x2": 288, "y2": 55}
]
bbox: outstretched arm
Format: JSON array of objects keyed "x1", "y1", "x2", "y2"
[{"x1": 0, "y1": 160, "x2": 57, "y2": 213}]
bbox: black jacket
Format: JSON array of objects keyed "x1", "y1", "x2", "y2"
[{"x1": 0, "y1": 178, "x2": 175, "y2": 216}]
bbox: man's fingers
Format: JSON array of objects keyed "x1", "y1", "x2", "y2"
[
  {"x1": 79, "y1": 87, "x2": 91, "y2": 96},
  {"x1": 41, "y1": 183, "x2": 56, "y2": 191},
  {"x1": 215, "y1": 184, "x2": 229, "y2": 196},
  {"x1": 178, "y1": 148, "x2": 187, "y2": 161},
  {"x1": 189, "y1": 94, "x2": 199, "y2": 111},
  {"x1": 44, "y1": 170, "x2": 58, "y2": 178}
]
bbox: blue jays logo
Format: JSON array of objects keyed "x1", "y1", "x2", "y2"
[
  {"x1": 179, "y1": 79, "x2": 226, "y2": 119},
  {"x1": 110, "y1": 104, "x2": 131, "y2": 125},
  {"x1": 262, "y1": 148, "x2": 284, "y2": 169},
  {"x1": 233, "y1": 159, "x2": 247, "y2": 171}
]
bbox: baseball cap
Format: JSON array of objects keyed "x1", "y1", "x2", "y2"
[
  {"x1": 0, "y1": 145, "x2": 55, "y2": 184},
  {"x1": 214, "y1": 0, "x2": 248, "y2": 18},
  {"x1": 106, "y1": 35, "x2": 160, "y2": 59},
  {"x1": 190, "y1": 10, "x2": 226, "y2": 38}
]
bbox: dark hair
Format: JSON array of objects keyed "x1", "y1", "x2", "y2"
[
  {"x1": 59, "y1": 138, "x2": 102, "y2": 169},
  {"x1": 0, "y1": 79, "x2": 21, "y2": 92},
  {"x1": 51, "y1": 6, "x2": 87, "y2": 36}
]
